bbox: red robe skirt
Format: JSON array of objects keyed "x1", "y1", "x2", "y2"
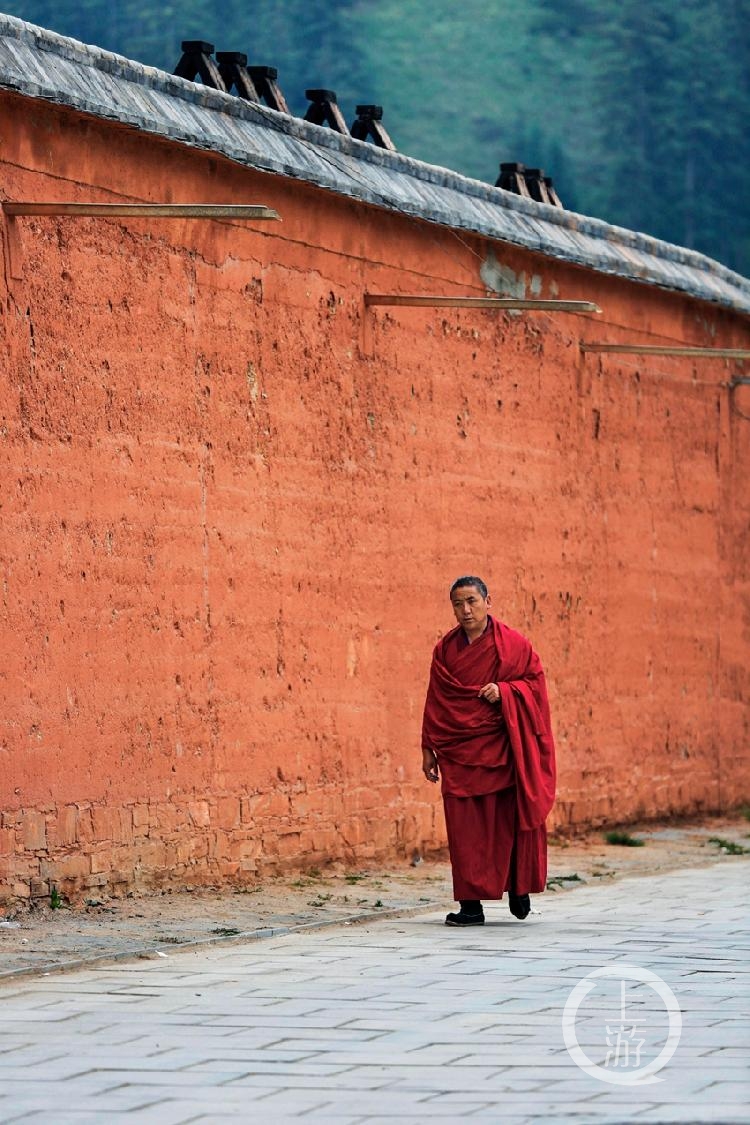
[
  {"x1": 422, "y1": 618, "x2": 555, "y2": 901},
  {"x1": 443, "y1": 788, "x2": 546, "y2": 900}
]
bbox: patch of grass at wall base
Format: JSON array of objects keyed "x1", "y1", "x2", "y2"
[
  {"x1": 707, "y1": 836, "x2": 748, "y2": 855},
  {"x1": 604, "y1": 831, "x2": 645, "y2": 847}
]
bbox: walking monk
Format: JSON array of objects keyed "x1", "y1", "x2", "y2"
[{"x1": 421, "y1": 577, "x2": 556, "y2": 926}]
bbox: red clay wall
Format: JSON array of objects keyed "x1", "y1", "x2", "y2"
[{"x1": 2, "y1": 92, "x2": 749, "y2": 904}]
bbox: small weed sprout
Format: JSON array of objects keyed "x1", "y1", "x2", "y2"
[
  {"x1": 546, "y1": 873, "x2": 583, "y2": 891},
  {"x1": 309, "y1": 893, "x2": 332, "y2": 908}
]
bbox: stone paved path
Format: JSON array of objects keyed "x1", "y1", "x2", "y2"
[{"x1": 0, "y1": 862, "x2": 747, "y2": 1123}]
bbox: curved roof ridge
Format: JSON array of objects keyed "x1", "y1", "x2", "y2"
[{"x1": 1, "y1": 13, "x2": 748, "y2": 315}]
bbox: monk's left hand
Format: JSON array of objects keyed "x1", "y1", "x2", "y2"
[{"x1": 478, "y1": 682, "x2": 500, "y2": 704}]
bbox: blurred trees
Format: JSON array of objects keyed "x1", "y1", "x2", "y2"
[{"x1": 532, "y1": 0, "x2": 750, "y2": 272}]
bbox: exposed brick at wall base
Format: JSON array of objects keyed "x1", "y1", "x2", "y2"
[
  {"x1": 0, "y1": 790, "x2": 443, "y2": 904},
  {"x1": 1, "y1": 92, "x2": 749, "y2": 905}
]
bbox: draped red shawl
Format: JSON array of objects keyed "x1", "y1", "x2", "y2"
[{"x1": 422, "y1": 616, "x2": 556, "y2": 831}]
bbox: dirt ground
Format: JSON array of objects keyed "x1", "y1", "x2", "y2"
[{"x1": 1, "y1": 813, "x2": 748, "y2": 979}]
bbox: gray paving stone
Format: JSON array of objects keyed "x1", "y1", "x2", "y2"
[
  {"x1": 636, "y1": 1108, "x2": 750, "y2": 1124},
  {"x1": 0, "y1": 862, "x2": 747, "y2": 1123},
  {"x1": 98, "y1": 1105, "x2": 208, "y2": 1125}
]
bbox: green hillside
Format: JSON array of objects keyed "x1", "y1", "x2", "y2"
[{"x1": 5, "y1": 0, "x2": 750, "y2": 275}]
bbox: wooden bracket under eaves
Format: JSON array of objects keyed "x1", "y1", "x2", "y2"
[
  {"x1": 1, "y1": 202, "x2": 280, "y2": 281},
  {"x1": 360, "y1": 293, "x2": 601, "y2": 356}
]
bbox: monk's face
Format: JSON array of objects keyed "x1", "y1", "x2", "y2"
[{"x1": 450, "y1": 585, "x2": 491, "y2": 638}]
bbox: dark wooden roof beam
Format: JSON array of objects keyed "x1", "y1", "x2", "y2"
[
  {"x1": 351, "y1": 105, "x2": 396, "y2": 150},
  {"x1": 304, "y1": 89, "x2": 349, "y2": 135},
  {"x1": 173, "y1": 40, "x2": 226, "y2": 92},
  {"x1": 215, "y1": 52, "x2": 258, "y2": 102}
]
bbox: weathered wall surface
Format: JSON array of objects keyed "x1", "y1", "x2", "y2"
[{"x1": 1, "y1": 91, "x2": 749, "y2": 904}]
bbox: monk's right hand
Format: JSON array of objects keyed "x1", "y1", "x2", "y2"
[{"x1": 422, "y1": 748, "x2": 439, "y2": 783}]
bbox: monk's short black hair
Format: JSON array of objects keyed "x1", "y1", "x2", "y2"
[{"x1": 450, "y1": 576, "x2": 488, "y2": 599}]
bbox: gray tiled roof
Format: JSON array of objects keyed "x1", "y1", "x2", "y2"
[{"x1": 2, "y1": 13, "x2": 749, "y2": 316}]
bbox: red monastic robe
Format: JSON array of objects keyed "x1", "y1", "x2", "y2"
[{"x1": 422, "y1": 616, "x2": 556, "y2": 900}]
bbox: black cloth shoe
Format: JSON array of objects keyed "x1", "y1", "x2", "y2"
[
  {"x1": 508, "y1": 893, "x2": 531, "y2": 920},
  {"x1": 445, "y1": 906, "x2": 485, "y2": 927}
]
